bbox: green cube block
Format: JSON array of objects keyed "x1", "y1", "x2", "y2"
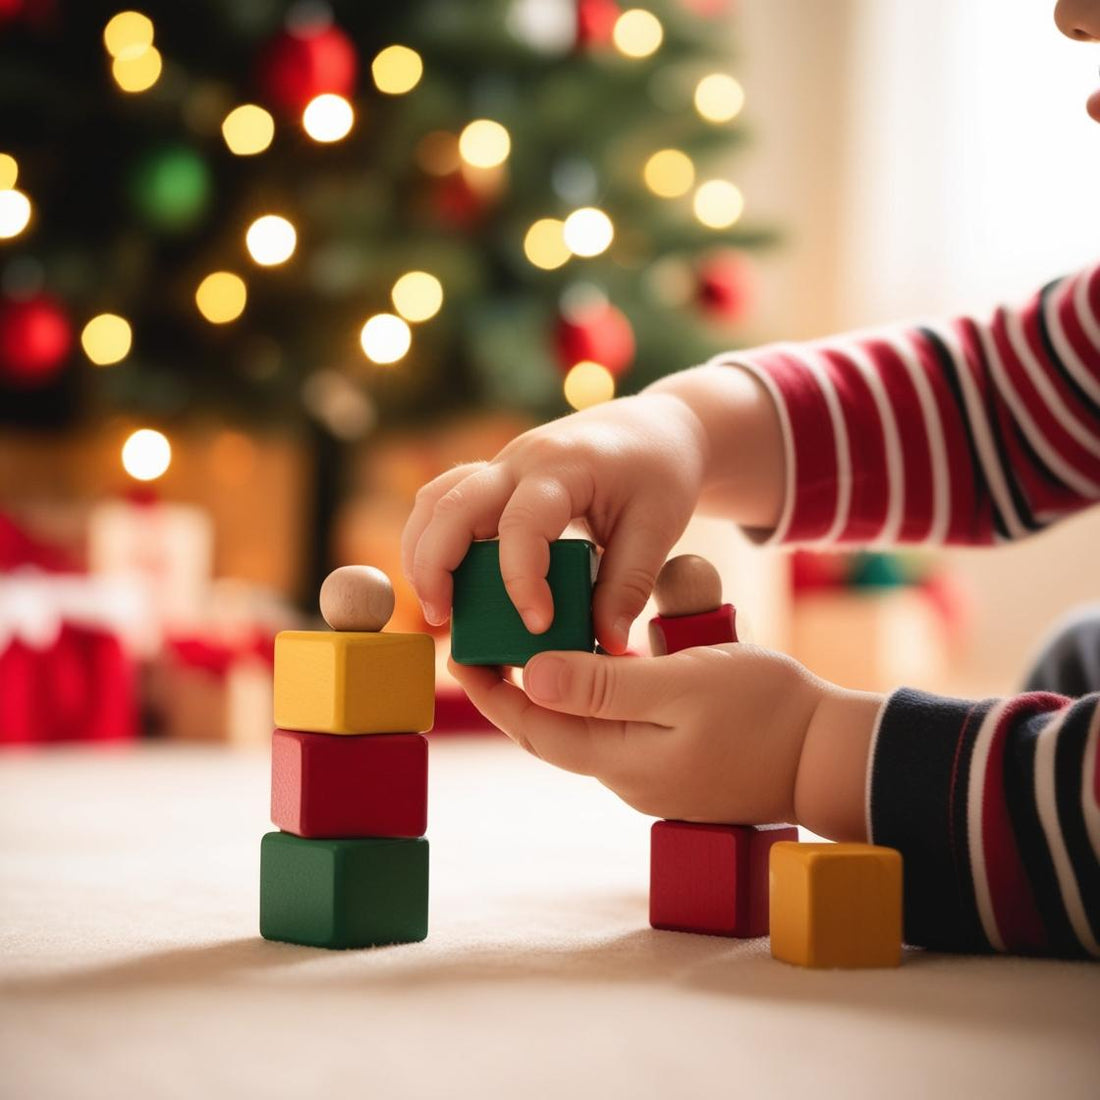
[
  {"x1": 260, "y1": 832, "x2": 428, "y2": 949},
  {"x1": 451, "y1": 538, "x2": 596, "y2": 666}
]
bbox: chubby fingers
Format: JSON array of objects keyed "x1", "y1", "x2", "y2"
[
  {"x1": 449, "y1": 658, "x2": 666, "y2": 778},
  {"x1": 406, "y1": 464, "x2": 514, "y2": 625}
]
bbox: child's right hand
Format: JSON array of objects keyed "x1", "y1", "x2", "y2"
[{"x1": 401, "y1": 391, "x2": 710, "y2": 653}]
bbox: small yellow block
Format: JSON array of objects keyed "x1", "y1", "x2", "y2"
[
  {"x1": 769, "y1": 842, "x2": 902, "y2": 969},
  {"x1": 274, "y1": 631, "x2": 434, "y2": 735}
]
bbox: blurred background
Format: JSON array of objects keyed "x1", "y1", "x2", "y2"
[{"x1": 1, "y1": 0, "x2": 1097, "y2": 748}]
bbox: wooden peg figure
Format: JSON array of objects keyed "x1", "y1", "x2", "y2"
[
  {"x1": 648, "y1": 554, "x2": 738, "y2": 656},
  {"x1": 319, "y1": 565, "x2": 396, "y2": 632}
]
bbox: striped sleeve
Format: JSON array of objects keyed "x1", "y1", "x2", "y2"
[
  {"x1": 868, "y1": 688, "x2": 1100, "y2": 958},
  {"x1": 716, "y1": 263, "x2": 1100, "y2": 545}
]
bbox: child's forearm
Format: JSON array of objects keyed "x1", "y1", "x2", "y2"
[{"x1": 644, "y1": 365, "x2": 785, "y2": 531}]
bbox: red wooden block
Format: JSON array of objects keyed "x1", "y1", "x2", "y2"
[
  {"x1": 648, "y1": 604, "x2": 738, "y2": 656},
  {"x1": 650, "y1": 820, "x2": 798, "y2": 937},
  {"x1": 271, "y1": 729, "x2": 427, "y2": 839}
]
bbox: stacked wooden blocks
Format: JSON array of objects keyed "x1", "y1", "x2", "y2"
[
  {"x1": 260, "y1": 566, "x2": 433, "y2": 949},
  {"x1": 646, "y1": 556, "x2": 904, "y2": 967}
]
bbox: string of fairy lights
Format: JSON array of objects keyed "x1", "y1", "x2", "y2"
[{"x1": 0, "y1": 5, "x2": 748, "y2": 483}]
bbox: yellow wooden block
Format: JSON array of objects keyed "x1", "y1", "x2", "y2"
[
  {"x1": 769, "y1": 842, "x2": 902, "y2": 969},
  {"x1": 274, "y1": 631, "x2": 434, "y2": 735}
]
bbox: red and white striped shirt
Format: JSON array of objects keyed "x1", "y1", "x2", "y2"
[{"x1": 721, "y1": 263, "x2": 1100, "y2": 958}]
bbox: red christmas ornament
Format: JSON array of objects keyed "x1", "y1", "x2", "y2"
[
  {"x1": 256, "y1": 24, "x2": 358, "y2": 115},
  {"x1": 575, "y1": 0, "x2": 620, "y2": 49},
  {"x1": 555, "y1": 303, "x2": 635, "y2": 377},
  {"x1": 697, "y1": 251, "x2": 753, "y2": 322},
  {"x1": 0, "y1": 294, "x2": 73, "y2": 387}
]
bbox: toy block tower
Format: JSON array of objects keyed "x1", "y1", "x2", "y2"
[
  {"x1": 647, "y1": 555, "x2": 798, "y2": 938},
  {"x1": 260, "y1": 566, "x2": 433, "y2": 949}
]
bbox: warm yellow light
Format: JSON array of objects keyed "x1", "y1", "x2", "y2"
[
  {"x1": 103, "y1": 11, "x2": 153, "y2": 59},
  {"x1": 0, "y1": 154, "x2": 17, "y2": 190},
  {"x1": 111, "y1": 44, "x2": 162, "y2": 93},
  {"x1": 80, "y1": 313, "x2": 132, "y2": 366},
  {"x1": 359, "y1": 313, "x2": 411, "y2": 364},
  {"x1": 0, "y1": 190, "x2": 32, "y2": 239},
  {"x1": 121, "y1": 428, "x2": 171, "y2": 482},
  {"x1": 391, "y1": 271, "x2": 443, "y2": 323},
  {"x1": 458, "y1": 119, "x2": 511, "y2": 169},
  {"x1": 643, "y1": 149, "x2": 694, "y2": 198},
  {"x1": 195, "y1": 271, "x2": 247, "y2": 324},
  {"x1": 693, "y1": 179, "x2": 745, "y2": 229},
  {"x1": 221, "y1": 104, "x2": 274, "y2": 156},
  {"x1": 564, "y1": 361, "x2": 616, "y2": 410},
  {"x1": 523, "y1": 218, "x2": 570, "y2": 270},
  {"x1": 694, "y1": 73, "x2": 745, "y2": 123},
  {"x1": 245, "y1": 215, "x2": 296, "y2": 266},
  {"x1": 302, "y1": 94, "x2": 355, "y2": 143},
  {"x1": 563, "y1": 207, "x2": 614, "y2": 257},
  {"x1": 371, "y1": 44, "x2": 424, "y2": 95},
  {"x1": 612, "y1": 9, "x2": 663, "y2": 58}
]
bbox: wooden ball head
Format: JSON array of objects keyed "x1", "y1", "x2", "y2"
[
  {"x1": 319, "y1": 565, "x2": 395, "y2": 632},
  {"x1": 653, "y1": 555, "x2": 723, "y2": 618}
]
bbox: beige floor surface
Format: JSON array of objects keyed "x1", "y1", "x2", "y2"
[{"x1": 1, "y1": 738, "x2": 1097, "y2": 1100}]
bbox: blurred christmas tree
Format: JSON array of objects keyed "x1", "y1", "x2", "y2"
[{"x1": 0, "y1": 0, "x2": 770, "y2": 592}]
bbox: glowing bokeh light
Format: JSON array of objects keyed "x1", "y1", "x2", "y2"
[
  {"x1": 359, "y1": 313, "x2": 412, "y2": 364},
  {"x1": 221, "y1": 104, "x2": 275, "y2": 156},
  {"x1": 121, "y1": 428, "x2": 171, "y2": 482},
  {"x1": 245, "y1": 215, "x2": 296, "y2": 266},
  {"x1": 694, "y1": 73, "x2": 745, "y2": 123},
  {"x1": 302, "y1": 94, "x2": 355, "y2": 143},
  {"x1": 693, "y1": 179, "x2": 745, "y2": 229},
  {"x1": 564, "y1": 361, "x2": 616, "y2": 410},
  {"x1": 0, "y1": 154, "x2": 17, "y2": 190},
  {"x1": 562, "y1": 207, "x2": 614, "y2": 257},
  {"x1": 0, "y1": 190, "x2": 32, "y2": 239},
  {"x1": 195, "y1": 272, "x2": 247, "y2": 323},
  {"x1": 643, "y1": 149, "x2": 694, "y2": 198},
  {"x1": 458, "y1": 119, "x2": 511, "y2": 169},
  {"x1": 80, "y1": 313, "x2": 132, "y2": 365},
  {"x1": 523, "y1": 218, "x2": 571, "y2": 270},
  {"x1": 103, "y1": 11, "x2": 154, "y2": 59},
  {"x1": 111, "y1": 45, "x2": 162, "y2": 93},
  {"x1": 371, "y1": 45, "x2": 423, "y2": 95},
  {"x1": 391, "y1": 271, "x2": 443, "y2": 323},
  {"x1": 612, "y1": 9, "x2": 663, "y2": 58}
]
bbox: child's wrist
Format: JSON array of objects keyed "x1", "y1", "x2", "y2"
[{"x1": 793, "y1": 682, "x2": 884, "y2": 841}]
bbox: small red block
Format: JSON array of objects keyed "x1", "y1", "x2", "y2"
[
  {"x1": 650, "y1": 820, "x2": 798, "y2": 937},
  {"x1": 649, "y1": 604, "x2": 738, "y2": 656},
  {"x1": 271, "y1": 729, "x2": 427, "y2": 839}
]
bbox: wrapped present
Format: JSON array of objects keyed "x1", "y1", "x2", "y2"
[
  {"x1": 151, "y1": 632, "x2": 275, "y2": 747},
  {"x1": 0, "y1": 575, "x2": 141, "y2": 745}
]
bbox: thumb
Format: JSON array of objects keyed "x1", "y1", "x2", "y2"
[{"x1": 523, "y1": 651, "x2": 680, "y2": 722}]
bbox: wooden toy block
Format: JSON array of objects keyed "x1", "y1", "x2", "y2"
[
  {"x1": 273, "y1": 630, "x2": 434, "y2": 735},
  {"x1": 649, "y1": 605, "x2": 738, "y2": 655},
  {"x1": 769, "y1": 842, "x2": 903, "y2": 968},
  {"x1": 650, "y1": 820, "x2": 797, "y2": 937},
  {"x1": 260, "y1": 831, "x2": 429, "y2": 949},
  {"x1": 451, "y1": 538, "x2": 596, "y2": 666},
  {"x1": 271, "y1": 730, "x2": 428, "y2": 839}
]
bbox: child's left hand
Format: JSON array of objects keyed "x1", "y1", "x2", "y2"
[{"x1": 449, "y1": 644, "x2": 883, "y2": 840}]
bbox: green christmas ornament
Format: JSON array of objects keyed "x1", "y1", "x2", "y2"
[
  {"x1": 848, "y1": 551, "x2": 908, "y2": 589},
  {"x1": 129, "y1": 145, "x2": 211, "y2": 232}
]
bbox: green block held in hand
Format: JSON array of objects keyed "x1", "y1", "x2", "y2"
[
  {"x1": 260, "y1": 832, "x2": 428, "y2": 949},
  {"x1": 451, "y1": 538, "x2": 597, "y2": 666}
]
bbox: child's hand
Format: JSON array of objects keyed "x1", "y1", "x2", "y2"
[
  {"x1": 402, "y1": 393, "x2": 709, "y2": 653},
  {"x1": 449, "y1": 645, "x2": 883, "y2": 839}
]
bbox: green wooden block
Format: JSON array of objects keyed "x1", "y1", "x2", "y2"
[
  {"x1": 260, "y1": 832, "x2": 428, "y2": 949},
  {"x1": 451, "y1": 538, "x2": 596, "y2": 666}
]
